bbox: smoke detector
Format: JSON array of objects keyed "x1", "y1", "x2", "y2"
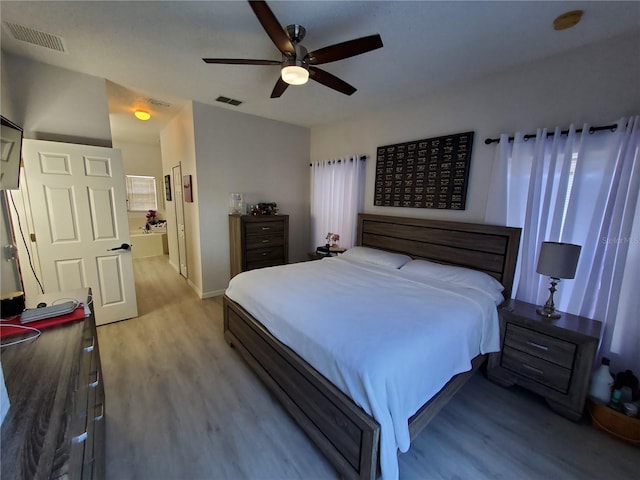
[{"x1": 553, "y1": 10, "x2": 583, "y2": 31}]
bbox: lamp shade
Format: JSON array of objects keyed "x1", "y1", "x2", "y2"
[{"x1": 536, "y1": 242, "x2": 581, "y2": 279}]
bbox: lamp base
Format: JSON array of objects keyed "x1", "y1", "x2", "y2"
[
  {"x1": 536, "y1": 307, "x2": 561, "y2": 319},
  {"x1": 537, "y1": 277, "x2": 562, "y2": 319}
]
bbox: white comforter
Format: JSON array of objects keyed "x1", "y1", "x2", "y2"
[{"x1": 225, "y1": 256, "x2": 500, "y2": 480}]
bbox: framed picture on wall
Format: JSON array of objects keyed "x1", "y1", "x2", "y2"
[
  {"x1": 164, "y1": 174, "x2": 172, "y2": 201},
  {"x1": 183, "y1": 174, "x2": 193, "y2": 202}
]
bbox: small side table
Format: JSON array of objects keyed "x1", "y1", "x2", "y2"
[
  {"x1": 487, "y1": 299, "x2": 602, "y2": 421},
  {"x1": 308, "y1": 246, "x2": 347, "y2": 261}
]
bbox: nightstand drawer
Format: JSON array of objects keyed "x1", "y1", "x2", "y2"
[
  {"x1": 504, "y1": 323, "x2": 576, "y2": 368},
  {"x1": 502, "y1": 345, "x2": 571, "y2": 393}
]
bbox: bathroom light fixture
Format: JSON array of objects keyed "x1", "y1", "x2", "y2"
[
  {"x1": 281, "y1": 65, "x2": 309, "y2": 85},
  {"x1": 134, "y1": 110, "x2": 151, "y2": 121},
  {"x1": 536, "y1": 241, "x2": 581, "y2": 318}
]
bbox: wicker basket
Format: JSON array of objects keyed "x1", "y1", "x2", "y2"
[{"x1": 588, "y1": 400, "x2": 640, "y2": 445}]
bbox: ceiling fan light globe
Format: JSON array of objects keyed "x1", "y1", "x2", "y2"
[{"x1": 281, "y1": 65, "x2": 309, "y2": 85}]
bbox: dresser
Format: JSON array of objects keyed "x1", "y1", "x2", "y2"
[
  {"x1": 229, "y1": 214, "x2": 289, "y2": 277},
  {"x1": 487, "y1": 299, "x2": 601, "y2": 421},
  {"x1": 1, "y1": 295, "x2": 105, "y2": 479}
]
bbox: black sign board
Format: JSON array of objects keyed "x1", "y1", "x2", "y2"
[{"x1": 374, "y1": 131, "x2": 474, "y2": 210}]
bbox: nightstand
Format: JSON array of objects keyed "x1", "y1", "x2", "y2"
[{"x1": 487, "y1": 299, "x2": 602, "y2": 421}]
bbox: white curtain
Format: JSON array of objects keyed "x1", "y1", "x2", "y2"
[
  {"x1": 310, "y1": 156, "x2": 366, "y2": 250},
  {"x1": 486, "y1": 117, "x2": 640, "y2": 374}
]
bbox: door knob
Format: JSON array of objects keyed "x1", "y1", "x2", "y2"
[{"x1": 108, "y1": 243, "x2": 131, "y2": 251}]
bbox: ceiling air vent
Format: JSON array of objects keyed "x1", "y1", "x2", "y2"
[
  {"x1": 147, "y1": 97, "x2": 171, "y2": 108},
  {"x1": 216, "y1": 96, "x2": 243, "y2": 107},
  {"x1": 3, "y1": 22, "x2": 66, "y2": 53}
]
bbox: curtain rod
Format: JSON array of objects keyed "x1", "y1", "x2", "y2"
[
  {"x1": 309, "y1": 155, "x2": 367, "y2": 167},
  {"x1": 484, "y1": 123, "x2": 618, "y2": 145}
]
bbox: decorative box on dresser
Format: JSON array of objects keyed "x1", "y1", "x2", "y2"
[
  {"x1": 1, "y1": 290, "x2": 105, "y2": 479},
  {"x1": 229, "y1": 214, "x2": 289, "y2": 277},
  {"x1": 487, "y1": 299, "x2": 602, "y2": 421}
]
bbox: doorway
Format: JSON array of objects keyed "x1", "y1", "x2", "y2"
[{"x1": 172, "y1": 164, "x2": 188, "y2": 279}]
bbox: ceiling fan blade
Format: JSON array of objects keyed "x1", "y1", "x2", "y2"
[
  {"x1": 249, "y1": 1, "x2": 295, "y2": 57},
  {"x1": 309, "y1": 67, "x2": 356, "y2": 96},
  {"x1": 305, "y1": 34, "x2": 383, "y2": 65},
  {"x1": 270, "y1": 77, "x2": 289, "y2": 98},
  {"x1": 203, "y1": 58, "x2": 281, "y2": 65}
]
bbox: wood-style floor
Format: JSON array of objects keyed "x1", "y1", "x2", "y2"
[{"x1": 99, "y1": 256, "x2": 638, "y2": 480}]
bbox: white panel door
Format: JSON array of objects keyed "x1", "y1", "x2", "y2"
[{"x1": 22, "y1": 139, "x2": 137, "y2": 325}]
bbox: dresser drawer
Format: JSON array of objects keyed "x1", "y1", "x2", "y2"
[
  {"x1": 69, "y1": 317, "x2": 104, "y2": 480},
  {"x1": 246, "y1": 246, "x2": 285, "y2": 264},
  {"x1": 502, "y1": 345, "x2": 571, "y2": 393},
  {"x1": 245, "y1": 234, "x2": 284, "y2": 250},
  {"x1": 245, "y1": 221, "x2": 284, "y2": 236},
  {"x1": 504, "y1": 323, "x2": 576, "y2": 368},
  {"x1": 246, "y1": 259, "x2": 286, "y2": 271}
]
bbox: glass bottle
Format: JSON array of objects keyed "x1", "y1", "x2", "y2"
[{"x1": 589, "y1": 357, "x2": 614, "y2": 404}]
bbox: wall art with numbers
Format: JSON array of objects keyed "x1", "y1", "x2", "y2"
[{"x1": 374, "y1": 131, "x2": 474, "y2": 210}]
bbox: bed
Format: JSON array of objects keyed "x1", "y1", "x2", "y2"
[{"x1": 223, "y1": 214, "x2": 521, "y2": 480}]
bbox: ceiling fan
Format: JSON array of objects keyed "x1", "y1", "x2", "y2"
[{"x1": 203, "y1": 0, "x2": 383, "y2": 98}]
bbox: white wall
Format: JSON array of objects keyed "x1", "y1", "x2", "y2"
[
  {"x1": 113, "y1": 139, "x2": 164, "y2": 232},
  {"x1": 1, "y1": 53, "x2": 114, "y2": 297},
  {"x1": 192, "y1": 101, "x2": 310, "y2": 298},
  {"x1": 3, "y1": 53, "x2": 112, "y2": 147},
  {"x1": 1, "y1": 51, "x2": 17, "y2": 124},
  {"x1": 1, "y1": 51, "x2": 22, "y2": 296},
  {"x1": 159, "y1": 103, "x2": 198, "y2": 283},
  {"x1": 311, "y1": 31, "x2": 640, "y2": 224}
]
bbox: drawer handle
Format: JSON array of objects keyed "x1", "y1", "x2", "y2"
[
  {"x1": 83, "y1": 335, "x2": 95, "y2": 353},
  {"x1": 261, "y1": 227, "x2": 271, "y2": 231},
  {"x1": 261, "y1": 251, "x2": 271, "y2": 256},
  {"x1": 526, "y1": 341, "x2": 549, "y2": 351},
  {"x1": 94, "y1": 402, "x2": 105, "y2": 422},
  {"x1": 522, "y1": 363, "x2": 544, "y2": 375},
  {"x1": 261, "y1": 239, "x2": 270, "y2": 243},
  {"x1": 89, "y1": 370, "x2": 100, "y2": 388},
  {"x1": 72, "y1": 431, "x2": 88, "y2": 444}
]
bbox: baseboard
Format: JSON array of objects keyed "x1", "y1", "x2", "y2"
[{"x1": 201, "y1": 288, "x2": 226, "y2": 299}]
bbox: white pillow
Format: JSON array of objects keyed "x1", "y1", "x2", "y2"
[
  {"x1": 400, "y1": 259, "x2": 504, "y2": 296},
  {"x1": 340, "y1": 246, "x2": 411, "y2": 269}
]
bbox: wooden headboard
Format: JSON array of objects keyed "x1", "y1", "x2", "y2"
[{"x1": 357, "y1": 214, "x2": 521, "y2": 299}]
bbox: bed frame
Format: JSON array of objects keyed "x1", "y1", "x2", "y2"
[{"x1": 223, "y1": 214, "x2": 521, "y2": 480}]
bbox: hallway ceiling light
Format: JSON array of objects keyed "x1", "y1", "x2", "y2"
[{"x1": 134, "y1": 110, "x2": 151, "y2": 121}]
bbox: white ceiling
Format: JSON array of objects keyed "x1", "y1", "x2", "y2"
[{"x1": 1, "y1": 1, "x2": 638, "y2": 143}]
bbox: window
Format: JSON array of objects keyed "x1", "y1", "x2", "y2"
[
  {"x1": 310, "y1": 157, "x2": 365, "y2": 249},
  {"x1": 486, "y1": 117, "x2": 640, "y2": 374},
  {"x1": 125, "y1": 175, "x2": 157, "y2": 211}
]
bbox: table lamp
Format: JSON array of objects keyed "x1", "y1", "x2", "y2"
[{"x1": 536, "y1": 241, "x2": 581, "y2": 319}]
